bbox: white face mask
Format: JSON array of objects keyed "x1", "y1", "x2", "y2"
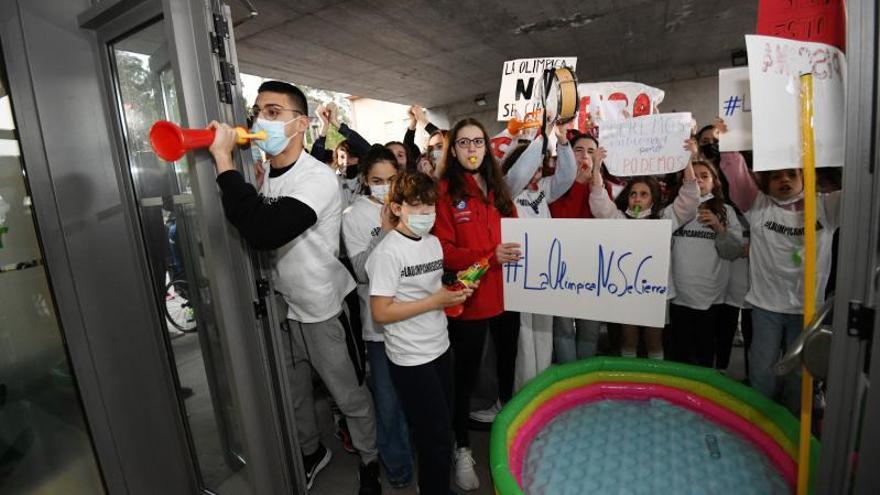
[
  {"x1": 370, "y1": 183, "x2": 390, "y2": 203},
  {"x1": 405, "y1": 213, "x2": 435, "y2": 237},
  {"x1": 771, "y1": 191, "x2": 805, "y2": 206}
]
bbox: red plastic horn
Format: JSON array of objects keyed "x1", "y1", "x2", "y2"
[{"x1": 149, "y1": 120, "x2": 266, "y2": 162}]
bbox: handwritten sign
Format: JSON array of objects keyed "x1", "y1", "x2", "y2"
[
  {"x1": 600, "y1": 112, "x2": 693, "y2": 177},
  {"x1": 576, "y1": 82, "x2": 665, "y2": 134},
  {"x1": 745, "y1": 35, "x2": 845, "y2": 171},
  {"x1": 497, "y1": 57, "x2": 577, "y2": 121},
  {"x1": 502, "y1": 218, "x2": 672, "y2": 327},
  {"x1": 718, "y1": 67, "x2": 753, "y2": 152},
  {"x1": 757, "y1": 0, "x2": 845, "y2": 51}
]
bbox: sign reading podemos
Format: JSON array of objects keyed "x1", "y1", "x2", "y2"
[
  {"x1": 600, "y1": 112, "x2": 693, "y2": 177},
  {"x1": 497, "y1": 57, "x2": 577, "y2": 121},
  {"x1": 502, "y1": 218, "x2": 672, "y2": 328},
  {"x1": 745, "y1": 35, "x2": 845, "y2": 171}
]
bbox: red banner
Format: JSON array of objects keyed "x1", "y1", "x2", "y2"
[{"x1": 757, "y1": 0, "x2": 845, "y2": 51}]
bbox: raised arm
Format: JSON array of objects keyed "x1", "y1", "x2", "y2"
[
  {"x1": 547, "y1": 127, "x2": 576, "y2": 202},
  {"x1": 588, "y1": 159, "x2": 624, "y2": 219},
  {"x1": 503, "y1": 137, "x2": 543, "y2": 195}
]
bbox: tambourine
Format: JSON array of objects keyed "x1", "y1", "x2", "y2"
[{"x1": 542, "y1": 66, "x2": 579, "y2": 124}]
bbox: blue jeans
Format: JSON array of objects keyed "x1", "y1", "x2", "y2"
[
  {"x1": 553, "y1": 317, "x2": 600, "y2": 363},
  {"x1": 366, "y1": 341, "x2": 413, "y2": 485},
  {"x1": 748, "y1": 307, "x2": 803, "y2": 414}
]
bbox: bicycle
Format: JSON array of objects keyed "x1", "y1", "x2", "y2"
[{"x1": 164, "y1": 278, "x2": 197, "y2": 333}]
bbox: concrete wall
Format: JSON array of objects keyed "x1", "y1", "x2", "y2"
[
  {"x1": 349, "y1": 97, "x2": 411, "y2": 146},
  {"x1": 655, "y1": 75, "x2": 719, "y2": 130}
]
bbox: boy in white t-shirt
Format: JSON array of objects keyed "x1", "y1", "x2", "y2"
[
  {"x1": 366, "y1": 171, "x2": 474, "y2": 495},
  {"x1": 208, "y1": 81, "x2": 379, "y2": 493}
]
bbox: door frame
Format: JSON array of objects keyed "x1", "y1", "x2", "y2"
[{"x1": 80, "y1": 0, "x2": 301, "y2": 492}]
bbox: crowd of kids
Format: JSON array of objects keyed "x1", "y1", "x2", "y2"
[{"x1": 207, "y1": 80, "x2": 840, "y2": 494}]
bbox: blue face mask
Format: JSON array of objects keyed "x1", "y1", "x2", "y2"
[{"x1": 251, "y1": 117, "x2": 299, "y2": 156}]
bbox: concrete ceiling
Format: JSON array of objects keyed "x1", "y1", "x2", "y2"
[{"x1": 229, "y1": 0, "x2": 757, "y2": 108}]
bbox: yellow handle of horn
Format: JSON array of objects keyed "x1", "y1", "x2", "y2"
[{"x1": 234, "y1": 127, "x2": 267, "y2": 145}]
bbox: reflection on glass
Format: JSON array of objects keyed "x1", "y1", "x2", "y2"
[
  {"x1": 0, "y1": 54, "x2": 104, "y2": 493},
  {"x1": 110, "y1": 19, "x2": 251, "y2": 493}
]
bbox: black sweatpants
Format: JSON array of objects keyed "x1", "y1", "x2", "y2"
[
  {"x1": 715, "y1": 304, "x2": 741, "y2": 370},
  {"x1": 448, "y1": 311, "x2": 519, "y2": 447},
  {"x1": 668, "y1": 303, "x2": 718, "y2": 368},
  {"x1": 388, "y1": 350, "x2": 454, "y2": 495}
]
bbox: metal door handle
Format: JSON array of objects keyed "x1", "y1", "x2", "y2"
[{"x1": 774, "y1": 296, "x2": 836, "y2": 376}]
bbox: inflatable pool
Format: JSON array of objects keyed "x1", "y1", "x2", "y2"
[{"x1": 490, "y1": 357, "x2": 819, "y2": 494}]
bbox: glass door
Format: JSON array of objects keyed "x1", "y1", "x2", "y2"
[
  {"x1": 0, "y1": 45, "x2": 105, "y2": 495},
  {"x1": 90, "y1": 0, "x2": 300, "y2": 493},
  {"x1": 108, "y1": 18, "x2": 251, "y2": 492}
]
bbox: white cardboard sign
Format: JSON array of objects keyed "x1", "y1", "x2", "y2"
[
  {"x1": 718, "y1": 67, "x2": 753, "y2": 152},
  {"x1": 501, "y1": 218, "x2": 672, "y2": 327},
  {"x1": 600, "y1": 112, "x2": 693, "y2": 177},
  {"x1": 578, "y1": 82, "x2": 666, "y2": 125},
  {"x1": 745, "y1": 35, "x2": 845, "y2": 171},
  {"x1": 497, "y1": 57, "x2": 577, "y2": 121}
]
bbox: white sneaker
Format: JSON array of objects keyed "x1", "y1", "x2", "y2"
[
  {"x1": 469, "y1": 400, "x2": 501, "y2": 423},
  {"x1": 454, "y1": 447, "x2": 479, "y2": 491}
]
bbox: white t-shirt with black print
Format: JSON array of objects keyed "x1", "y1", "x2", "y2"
[
  {"x1": 745, "y1": 191, "x2": 840, "y2": 314},
  {"x1": 366, "y1": 230, "x2": 449, "y2": 366},
  {"x1": 671, "y1": 203, "x2": 743, "y2": 311},
  {"x1": 505, "y1": 138, "x2": 577, "y2": 219},
  {"x1": 514, "y1": 178, "x2": 553, "y2": 218},
  {"x1": 261, "y1": 151, "x2": 356, "y2": 322},
  {"x1": 342, "y1": 195, "x2": 384, "y2": 342}
]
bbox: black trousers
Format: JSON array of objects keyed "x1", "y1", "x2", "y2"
[
  {"x1": 448, "y1": 311, "x2": 519, "y2": 447},
  {"x1": 715, "y1": 304, "x2": 741, "y2": 370},
  {"x1": 742, "y1": 308, "x2": 754, "y2": 378},
  {"x1": 388, "y1": 350, "x2": 454, "y2": 495},
  {"x1": 668, "y1": 303, "x2": 719, "y2": 368}
]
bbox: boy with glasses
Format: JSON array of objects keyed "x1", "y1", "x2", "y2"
[{"x1": 208, "y1": 81, "x2": 380, "y2": 494}]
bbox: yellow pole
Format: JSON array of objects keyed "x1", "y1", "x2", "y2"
[{"x1": 797, "y1": 73, "x2": 816, "y2": 495}]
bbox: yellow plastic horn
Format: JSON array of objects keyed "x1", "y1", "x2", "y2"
[{"x1": 235, "y1": 127, "x2": 267, "y2": 145}]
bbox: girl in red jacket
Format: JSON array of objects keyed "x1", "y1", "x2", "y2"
[{"x1": 433, "y1": 118, "x2": 520, "y2": 491}]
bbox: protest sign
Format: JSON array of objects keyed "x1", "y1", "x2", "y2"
[
  {"x1": 600, "y1": 112, "x2": 693, "y2": 177},
  {"x1": 757, "y1": 0, "x2": 845, "y2": 51},
  {"x1": 718, "y1": 67, "x2": 753, "y2": 152},
  {"x1": 497, "y1": 57, "x2": 577, "y2": 121},
  {"x1": 502, "y1": 218, "x2": 672, "y2": 327},
  {"x1": 745, "y1": 35, "x2": 845, "y2": 171},
  {"x1": 576, "y1": 82, "x2": 665, "y2": 133}
]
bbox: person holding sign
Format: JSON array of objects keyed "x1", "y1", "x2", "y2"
[
  {"x1": 499, "y1": 126, "x2": 576, "y2": 390},
  {"x1": 667, "y1": 160, "x2": 745, "y2": 368},
  {"x1": 433, "y1": 118, "x2": 519, "y2": 491},
  {"x1": 367, "y1": 171, "x2": 474, "y2": 495},
  {"x1": 548, "y1": 133, "x2": 610, "y2": 363},
  {"x1": 722, "y1": 153, "x2": 841, "y2": 414},
  {"x1": 588, "y1": 139, "x2": 700, "y2": 360}
]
